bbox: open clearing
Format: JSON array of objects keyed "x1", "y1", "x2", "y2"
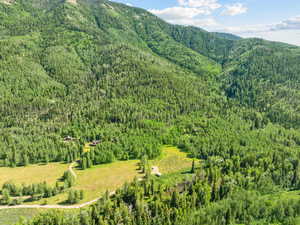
[
  {"x1": 0, "y1": 146, "x2": 193, "y2": 224},
  {"x1": 75, "y1": 159, "x2": 141, "y2": 201},
  {"x1": 151, "y1": 146, "x2": 193, "y2": 174},
  {"x1": 0, "y1": 208, "x2": 42, "y2": 225},
  {"x1": 23, "y1": 146, "x2": 192, "y2": 205},
  {"x1": 0, "y1": 163, "x2": 69, "y2": 187},
  {"x1": 0, "y1": 146, "x2": 191, "y2": 223},
  {"x1": 74, "y1": 145, "x2": 192, "y2": 202},
  {"x1": 35, "y1": 159, "x2": 141, "y2": 205}
]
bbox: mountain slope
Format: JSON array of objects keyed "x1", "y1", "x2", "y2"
[
  {"x1": 0, "y1": 0, "x2": 225, "y2": 165},
  {"x1": 0, "y1": 0, "x2": 299, "y2": 168},
  {"x1": 223, "y1": 38, "x2": 300, "y2": 128},
  {"x1": 1, "y1": 1, "x2": 300, "y2": 224}
]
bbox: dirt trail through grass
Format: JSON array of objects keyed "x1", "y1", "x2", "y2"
[
  {"x1": 0, "y1": 146, "x2": 191, "y2": 210},
  {"x1": 0, "y1": 192, "x2": 115, "y2": 210},
  {"x1": 151, "y1": 166, "x2": 161, "y2": 176},
  {"x1": 0, "y1": 201, "x2": 98, "y2": 209},
  {"x1": 68, "y1": 161, "x2": 77, "y2": 178}
]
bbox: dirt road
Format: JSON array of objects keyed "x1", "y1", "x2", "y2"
[
  {"x1": 0, "y1": 191, "x2": 115, "y2": 210},
  {"x1": 0, "y1": 160, "x2": 114, "y2": 210},
  {"x1": 68, "y1": 162, "x2": 77, "y2": 178}
]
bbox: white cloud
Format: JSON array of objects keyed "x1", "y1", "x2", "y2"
[
  {"x1": 168, "y1": 17, "x2": 219, "y2": 27},
  {"x1": 212, "y1": 15, "x2": 300, "y2": 46},
  {"x1": 222, "y1": 3, "x2": 247, "y2": 16},
  {"x1": 148, "y1": 0, "x2": 300, "y2": 46},
  {"x1": 149, "y1": 7, "x2": 211, "y2": 21},
  {"x1": 217, "y1": 15, "x2": 300, "y2": 34},
  {"x1": 218, "y1": 24, "x2": 269, "y2": 34},
  {"x1": 244, "y1": 30, "x2": 300, "y2": 46},
  {"x1": 272, "y1": 16, "x2": 300, "y2": 31},
  {"x1": 149, "y1": 6, "x2": 218, "y2": 28},
  {"x1": 147, "y1": 0, "x2": 298, "y2": 46},
  {"x1": 149, "y1": 0, "x2": 221, "y2": 28},
  {"x1": 178, "y1": 0, "x2": 221, "y2": 10}
]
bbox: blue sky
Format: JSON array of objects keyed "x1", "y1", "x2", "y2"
[{"x1": 112, "y1": 0, "x2": 300, "y2": 46}]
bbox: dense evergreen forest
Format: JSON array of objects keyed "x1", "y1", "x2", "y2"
[{"x1": 1, "y1": 0, "x2": 300, "y2": 224}]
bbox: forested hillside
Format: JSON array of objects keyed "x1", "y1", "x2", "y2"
[
  {"x1": 0, "y1": 0, "x2": 225, "y2": 166},
  {"x1": 1, "y1": 0, "x2": 300, "y2": 224}
]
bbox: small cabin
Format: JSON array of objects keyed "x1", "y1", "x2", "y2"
[
  {"x1": 64, "y1": 136, "x2": 75, "y2": 142},
  {"x1": 89, "y1": 140, "x2": 101, "y2": 147},
  {"x1": 155, "y1": 172, "x2": 162, "y2": 177},
  {"x1": 151, "y1": 166, "x2": 162, "y2": 177}
]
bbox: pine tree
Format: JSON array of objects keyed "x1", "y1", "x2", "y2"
[
  {"x1": 67, "y1": 190, "x2": 75, "y2": 204},
  {"x1": 74, "y1": 190, "x2": 80, "y2": 203},
  {"x1": 81, "y1": 158, "x2": 87, "y2": 170},
  {"x1": 191, "y1": 159, "x2": 195, "y2": 173},
  {"x1": 23, "y1": 154, "x2": 29, "y2": 167},
  {"x1": 80, "y1": 190, "x2": 84, "y2": 200},
  {"x1": 170, "y1": 191, "x2": 179, "y2": 208},
  {"x1": 1, "y1": 189, "x2": 11, "y2": 205},
  {"x1": 86, "y1": 155, "x2": 92, "y2": 168},
  {"x1": 45, "y1": 154, "x2": 49, "y2": 164}
]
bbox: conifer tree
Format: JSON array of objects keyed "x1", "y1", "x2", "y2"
[{"x1": 191, "y1": 159, "x2": 195, "y2": 173}]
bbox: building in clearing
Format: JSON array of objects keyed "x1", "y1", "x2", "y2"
[
  {"x1": 64, "y1": 136, "x2": 76, "y2": 142},
  {"x1": 89, "y1": 140, "x2": 101, "y2": 147},
  {"x1": 151, "y1": 166, "x2": 162, "y2": 177}
]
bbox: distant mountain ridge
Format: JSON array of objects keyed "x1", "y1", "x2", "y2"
[
  {"x1": 0, "y1": 0, "x2": 300, "y2": 178},
  {"x1": 2, "y1": 1, "x2": 300, "y2": 224}
]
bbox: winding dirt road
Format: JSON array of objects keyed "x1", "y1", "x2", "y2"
[
  {"x1": 0, "y1": 191, "x2": 116, "y2": 210},
  {"x1": 0, "y1": 161, "x2": 114, "y2": 210},
  {"x1": 68, "y1": 161, "x2": 77, "y2": 178},
  {"x1": 0, "y1": 197, "x2": 101, "y2": 210},
  {"x1": 151, "y1": 166, "x2": 162, "y2": 176}
]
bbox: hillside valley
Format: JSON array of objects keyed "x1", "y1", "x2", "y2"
[{"x1": 0, "y1": 0, "x2": 300, "y2": 224}]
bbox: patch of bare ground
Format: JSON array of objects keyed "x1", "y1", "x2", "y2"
[
  {"x1": 66, "y1": 0, "x2": 77, "y2": 5},
  {"x1": 151, "y1": 166, "x2": 162, "y2": 177},
  {"x1": 0, "y1": 0, "x2": 14, "y2": 5}
]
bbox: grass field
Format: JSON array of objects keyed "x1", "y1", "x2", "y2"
[
  {"x1": 151, "y1": 146, "x2": 193, "y2": 174},
  {"x1": 0, "y1": 208, "x2": 79, "y2": 225},
  {"x1": 73, "y1": 145, "x2": 193, "y2": 202},
  {"x1": 0, "y1": 163, "x2": 69, "y2": 187},
  {"x1": 30, "y1": 145, "x2": 193, "y2": 204},
  {"x1": 0, "y1": 208, "x2": 42, "y2": 225},
  {"x1": 0, "y1": 145, "x2": 193, "y2": 225},
  {"x1": 0, "y1": 146, "x2": 192, "y2": 224},
  {"x1": 33, "y1": 159, "x2": 142, "y2": 204},
  {"x1": 75, "y1": 159, "x2": 141, "y2": 201}
]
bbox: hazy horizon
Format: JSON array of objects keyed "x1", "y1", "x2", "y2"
[{"x1": 113, "y1": 0, "x2": 300, "y2": 46}]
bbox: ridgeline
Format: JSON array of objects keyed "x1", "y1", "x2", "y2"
[{"x1": 1, "y1": 0, "x2": 300, "y2": 224}]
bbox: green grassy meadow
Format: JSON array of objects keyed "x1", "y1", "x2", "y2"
[
  {"x1": 13, "y1": 146, "x2": 192, "y2": 206},
  {"x1": 0, "y1": 208, "x2": 42, "y2": 225},
  {"x1": 0, "y1": 163, "x2": 69, "y2": 187}
]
